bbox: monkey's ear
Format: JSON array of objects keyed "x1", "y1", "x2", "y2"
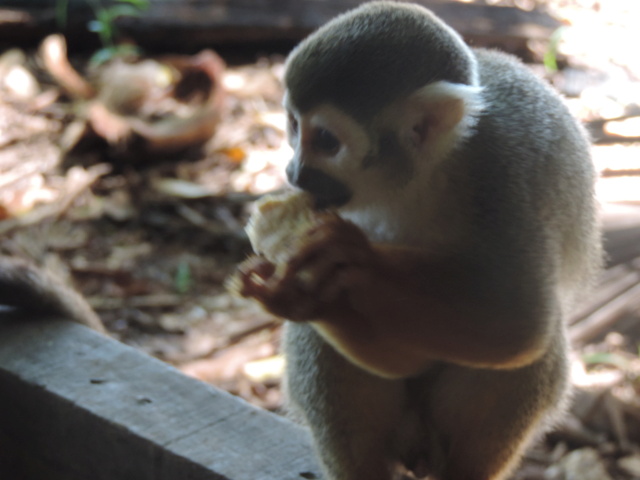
[{"x1": 407, "y1": 81, "x2": 484, "y2": 151}]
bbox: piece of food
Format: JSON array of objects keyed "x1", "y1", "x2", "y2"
[
  {"x1": 245, "y1": 190, "x2": 317, "y2": 264},
  {"x1": 232, "y1": 189, "x2": 349, "y2": 300}
]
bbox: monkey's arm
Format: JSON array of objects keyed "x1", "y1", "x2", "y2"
[
  {"x1": 236, "y1": 219, "x2": 554, "y2": 379},
  {"x1": 0, "y1": 256, "x2": 106, "y2": 333}
]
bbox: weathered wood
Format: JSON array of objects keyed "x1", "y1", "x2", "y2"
[
  {"x1": 570, "y1": 280, "x2": 640, "y2": 346},
  {"x1": 601, "y1": 203, "x2": 640, "y2": 268},
  {"x1": 586, "y1": 110, "x2": 640, "y2": 145},
  {"x1": 570, "y1": 264, "x2": 640, "y2": 323},
  {"x1": 568, "y1": 203, "x2": 640, "y2": 343},
  {"x1": 0, "y1": 0, "x2": 560, "y2": 55},
  {"x1": 0, "y1": 314, "x2": 319, "y2": 480}
]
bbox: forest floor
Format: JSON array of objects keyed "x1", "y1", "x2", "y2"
[{"x1": 1, "y1": 0, "x2": 640, "y2": 478}]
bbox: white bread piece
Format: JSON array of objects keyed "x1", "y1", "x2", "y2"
[{"x1": 246, "y1": 190, "x2": 316, "y2": 264}]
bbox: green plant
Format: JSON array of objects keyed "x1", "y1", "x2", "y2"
[
  {"x1": 57, "y1": 0, "x2": 150, "y2": 66},
  {"x1": 174, "y1": 260, "x2": 192, "y2": 294},
  {"x1": 582, "y1": 351, "x2": 630, "y2": 370},
  {"x1": 543, "y1": 26, "x2": 567, "y2": 73}
]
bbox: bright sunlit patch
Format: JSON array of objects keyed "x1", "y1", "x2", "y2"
[
  {"x1": 605, "y1": 117, "x2": 640, "y2": 139},
  {"x1": 222, "y1": 72, "x2": 246, "y2": 91},
  {"x1": 243, "y1": 354, "x2": 285, "y2": 382}
]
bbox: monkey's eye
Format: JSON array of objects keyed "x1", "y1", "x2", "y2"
[
  {"x1": 312, "y1": 128, "x2": 340, "y2": 154},
  {"x1": 288, "y1": 113, "x2": 299, "y2": 135}
]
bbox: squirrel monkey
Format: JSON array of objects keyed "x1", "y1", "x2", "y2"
[{"x1": 235, "y1": 2, "x2": 602, "y2": 480}]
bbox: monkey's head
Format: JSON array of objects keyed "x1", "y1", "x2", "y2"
[{"x1": 283, "y1": 2, "x2": 484, "y2": 234}]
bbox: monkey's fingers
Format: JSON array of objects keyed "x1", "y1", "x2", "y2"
[
  {"x1": 288, "y1": 216, "x2": 373, "y2": 270},
  {"x1": 285, "y1": 218, "x2": 374, "y2": 294},
  {"x1": 240, "y1": 255, "x2": 277, "y2": 280},
  {"x1": 231, "y1": 218, "x2": 374, "y2": 320},
  {"x1": 231, "y1": 256, "x2": 326, "y2": 320},
  {"x1": 229, "y1": 255, "x2": 276, "y2": 296}
]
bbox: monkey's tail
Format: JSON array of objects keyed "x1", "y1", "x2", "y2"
[{"x1": 0, "y1": 256, "x2": 106, "y2": 334}]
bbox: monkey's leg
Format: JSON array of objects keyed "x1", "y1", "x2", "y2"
[
  {"x1": 284, "y1": 322, "x2": 406, "y2": 480},
  {"x1": 427, "y1": 342, "x2": 569, "y2": 480}
]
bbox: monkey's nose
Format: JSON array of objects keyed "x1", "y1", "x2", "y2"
[{"x1": 286, "y1": 165, "x2": 352, "y2": 209}]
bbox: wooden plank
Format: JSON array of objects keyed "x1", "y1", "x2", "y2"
[
  {"x1": 570, "y1": 281, "x2": 640, "y2": 346},
  {"x1": 601, "y1": 203, "x2": 640, "y2": 267},
  {"x1": 567, "y1": 203, "x2": 640, "y2": 335},
  {"x1": 570, "y1": 264, "x2": 640, "y2": 323},
  {"x1": 0, "y1": 314, "x2": 319, "y2": 480}
]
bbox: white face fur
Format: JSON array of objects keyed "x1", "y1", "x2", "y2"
[{"x1": 284, "y1": 81, "x2": 484, "y2": 246}]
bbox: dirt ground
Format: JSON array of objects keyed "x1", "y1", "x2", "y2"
[{"x1": 1, "y1": 0, "x2": 640, "y2": 478}]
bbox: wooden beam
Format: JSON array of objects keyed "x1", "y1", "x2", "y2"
[
  {"x1": 601, "y1": 203, "x2": 640, "y2": 267},
  {"x1": 0, "y1": 0, "x2": 560, "y2": 55},
  {"x1": 0, "y1": 315, "x2": 320, "y2": 480}
]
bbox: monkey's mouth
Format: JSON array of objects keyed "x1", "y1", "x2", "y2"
[
  {"x1": 313, "y1": 191, "x2": 352, "y2": 210},
  {"x1": 287, "y1": 165, "x2": 352, "y2": 209}
]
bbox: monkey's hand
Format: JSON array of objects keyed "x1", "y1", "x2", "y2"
[{"x1": 233, "y1": 214, "x2": 374, "y2": 321}]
